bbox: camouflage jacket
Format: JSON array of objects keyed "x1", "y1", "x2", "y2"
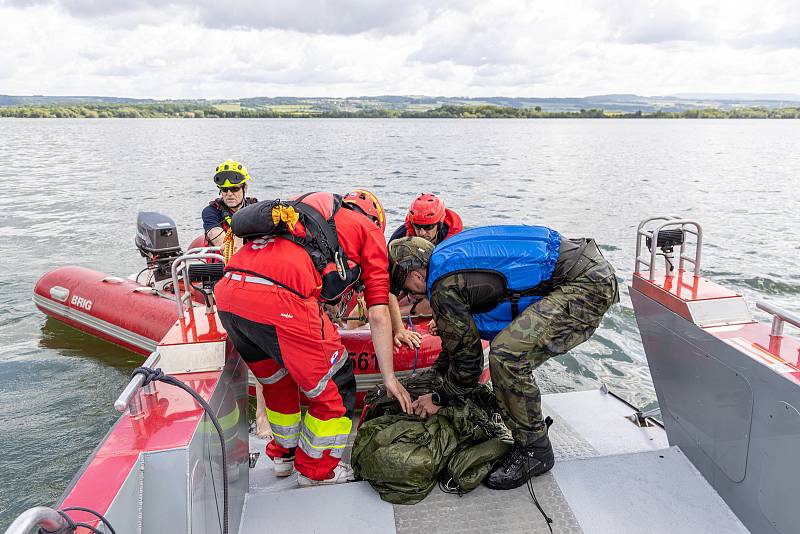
[{"x1": 429, "y1": 272, "x2": 505, "y2": 403}]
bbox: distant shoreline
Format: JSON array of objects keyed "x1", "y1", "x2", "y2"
[{"x1": 1, "y1": 103, "x2": 799, "y2": 119}]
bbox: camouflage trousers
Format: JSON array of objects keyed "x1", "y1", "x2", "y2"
[{"x1": 489, "y1": 249, "x2": 619, "y2": 445}]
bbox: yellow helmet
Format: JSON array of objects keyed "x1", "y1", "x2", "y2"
[{"x1": 213, "y1": 160, "x2": 251, "y2": 188}]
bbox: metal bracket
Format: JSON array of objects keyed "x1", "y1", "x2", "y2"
[
  {"x1": 114, "y1": 351, "x2": 161, "y2": 415},
  {"x1": 169, "y1": 247, "x2": 225, "y2": 319},
  {"x1": 635, "y1": 216, "x2": 703, "y2": 280}
]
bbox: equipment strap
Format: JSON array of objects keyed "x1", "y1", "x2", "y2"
[
  {"x1": 556, "y1": 238, "x2": 597, "y2": 284},
  {"x1": 279, "y1": 194, "x2": 350, "y2": 280},
  {"x1": 223, "y1": 268, "x2": 307, "y2": 299}
]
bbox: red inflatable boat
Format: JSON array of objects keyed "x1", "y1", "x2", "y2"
[
  {"x1": 33, "y1": 264, "x2": 458, "y2": 403},
  {"x1": 32, "y1": 212, "x2": 490, "y2": 409}
]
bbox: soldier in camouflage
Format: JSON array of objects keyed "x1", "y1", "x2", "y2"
[{"x1": 388, "y1": 230, "x2": 619, "y2": 490}]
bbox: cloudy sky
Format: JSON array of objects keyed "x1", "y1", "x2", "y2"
[{"x1": 1, "y1": 0, "x2": 798, "y2": 99}]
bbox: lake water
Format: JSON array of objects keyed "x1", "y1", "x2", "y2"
[{"x1": 0, "y1": 118, "x2": 798, "y2": 525}]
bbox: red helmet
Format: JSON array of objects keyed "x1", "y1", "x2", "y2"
[
  {"x1": 407, "y1": 193, "x2": 445, "y2": 226},
  {"x1": 342, "y1": 189, "x2": 386, "y2": 232}
]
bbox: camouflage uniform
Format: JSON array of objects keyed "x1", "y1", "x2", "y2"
[{"x1": 430, "y1": 243, "x2": 619, "y2": 446}]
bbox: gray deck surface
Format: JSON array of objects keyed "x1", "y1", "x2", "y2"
[
  {"x1": 553, "y1": 447, "x2": 750, "y2": 534},
  {"x1": 239, "y1": 390, "x2": 749, "y2": 534}
]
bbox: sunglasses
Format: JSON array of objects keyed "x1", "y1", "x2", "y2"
[
  {"x1": 219, "y1": 186, "x2": 242, "y2": 193},
  {"x1": 412, "y1": 222, "x2": 439, "y2": 232}
]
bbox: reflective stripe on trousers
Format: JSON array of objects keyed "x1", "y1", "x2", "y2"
[
  {"x1": 267, "y1": 408, "x2": 301, "y2": 448},
  {"x1": 298, "y1": 413, "x2": 352, "y2": 459},
  {"x1": 258, "y1": 368, "x2": 288, "y2": 385},
  {"x1": 300, "y1": 350, "x2": 349, "y2": 399}
]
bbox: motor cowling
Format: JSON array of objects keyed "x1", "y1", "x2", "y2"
[{"x1": 135, "y1": 212, "x2": 183, "y2": 284}]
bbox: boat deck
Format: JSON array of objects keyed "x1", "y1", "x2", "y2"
[{"x1": 239, "y1": 389, "x2": 749, "y2": 534}]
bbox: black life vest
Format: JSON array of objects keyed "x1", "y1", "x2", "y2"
[
  {"x1": 208, "y1": 196, "x2": 258, "y2": 232},
  {"x1": 231, "y1": 192, "x2": 362, "y2": 304}
]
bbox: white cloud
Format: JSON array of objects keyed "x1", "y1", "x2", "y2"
[{"x1": 0, "y1": 0, "x2": 798, "y2": 98}]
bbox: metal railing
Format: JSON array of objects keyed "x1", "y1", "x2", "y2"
[
  {"x1": 3, "y1": 506, "x2": 67, "y2": 534},
  {"x1": 115, "y1": 351, "x2": 161, "y2": 416},
  {"x1": 635, "y1": 216, "x2": 703, "y2": 281},
  {"x1": 170, "y1": 247, "x2": 225, "y2": 319},
  {"x1": 756, "y1": 301, "x2": 800, "y2": 337}
]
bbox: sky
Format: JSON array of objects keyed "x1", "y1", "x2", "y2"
[{"x1": 0, "y1": 0, "x2": 798, "y2": 99}]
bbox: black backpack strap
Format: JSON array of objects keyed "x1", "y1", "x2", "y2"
[
  {"x1": 284, "y1": 194, "x2": 350, "y2": 280},
  {"x1": 510, "y1": 292, "x2": 521, "y2": 319},
  {"x1": 508, "y1": 278, "x2": 556, "y2": 319}
]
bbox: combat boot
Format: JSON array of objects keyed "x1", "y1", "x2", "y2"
[{"x1": 484, "y1": 423, "x2": 554, "y2": 490}]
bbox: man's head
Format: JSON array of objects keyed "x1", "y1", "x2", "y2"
[
  {"x1": 214, "y1": 160, "x2": 250, "y2": 208},
  {"x1": 406, "y1": 193, "x2": 446, "y2": 244},
  {"x1": 388, "y1": 237, "x2": 435, "y2": 296}
]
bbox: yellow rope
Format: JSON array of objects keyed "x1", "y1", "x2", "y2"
[{"x1": 222, "y1": 227, "x2": 236, "y2": 263}]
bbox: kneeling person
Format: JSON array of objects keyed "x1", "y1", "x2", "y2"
[{"x1": 388, "y1": 226, "x2": 618, "y2": 490}]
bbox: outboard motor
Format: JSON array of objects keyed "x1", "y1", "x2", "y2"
[{"x1": 135, "y1": 212, "x2": 183, "y2": 289}]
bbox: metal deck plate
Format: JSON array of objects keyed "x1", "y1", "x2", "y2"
[
  {"x1": 393, "y1": 473, "x2": 583, "y2": 534},
  {"x1": 239, "y1": 481, "x2": 396, "y2": 534},
  {"x1": 543, "y1": 390, "x2": 668, "y2": 456},
  {"x1": 552, "y1": 447, "x2": 749, "y2": 534},
  {"x1": 242, "y1": 392, "x2": 745, "y2": 534},
  {"x1": 544, "y1": 405, "x2": 599, "y2": 461}
]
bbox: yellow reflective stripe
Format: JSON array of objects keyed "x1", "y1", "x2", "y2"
[
  {"x1": 303, "y1": 413, "x2": 352, "y2": 439},
  {"x1": 301, "y1": 434, "x2": 346, "y2": 450},
  {"x1": 266, "y1": 409, "x2": 301, "y2": 428}
]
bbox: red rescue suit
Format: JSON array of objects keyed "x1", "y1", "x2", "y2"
[{"x1": 215, "y1": 195, "x2": 389, "y2": 480}]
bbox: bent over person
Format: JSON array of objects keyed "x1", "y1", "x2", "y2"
[
  {"x1": 388, "y1": 226, "x2": 619, "y2": 490},
  {"x1": 215, "y1": 191, "x2": 412, "y2": 486},
  {"x1": 387, "y1": 192, "x2": 463, "y2": 348}
]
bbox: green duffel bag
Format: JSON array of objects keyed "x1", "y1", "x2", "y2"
[
  {"x1": 443, "y1": 438, "x2": 512, "y2": 493},
  {"x1": 352, "y1": 412, "x2": 463, "y2": 505},
  {"x1": 353, "y1": 396, "x2": 511, "y2": 504}
]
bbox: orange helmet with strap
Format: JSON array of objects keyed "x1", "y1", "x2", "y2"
[
  {"x1": 407, "y1": 193, "x2": 445, "y2": 226},
  {"x1": 342, "y1": 189, "x2": 386, "y2": 232}
]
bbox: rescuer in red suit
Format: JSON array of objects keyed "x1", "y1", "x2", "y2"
[
  {"x1": 215, "y1": 190, "x2": 412, "y2": 486},
  {"x1": 388, "y1": 192, "x2": 464, "y2": 245}
]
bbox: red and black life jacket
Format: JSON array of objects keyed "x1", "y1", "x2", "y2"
[{"x1": 230, "y1": 192, "x2": 362, "y2": 303}]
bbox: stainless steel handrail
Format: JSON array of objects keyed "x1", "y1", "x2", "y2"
[
  {"x1": 169, "y1": 249, "x2": 225, "y2": 319},
  {"x1": 3, "y1": 506, "x2": 67, "y2": 534},
  {"x1": 756, "y1": 301, "x2": 800, "y2": 337},
  {"x1": 635, "y1": 216, "x2": 703, "y2": 280},
  {"x1": 114, "y1": 351, "x2": 161, "y2": 413}
]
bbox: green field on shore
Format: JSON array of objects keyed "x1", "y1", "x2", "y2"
[{"x1": 2, "y1": 102, "x2": 799, "y2": 119}]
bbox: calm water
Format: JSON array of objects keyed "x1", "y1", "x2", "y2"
[{"x1": 0, "y1": 118, "x2": 798, "y2": 524}]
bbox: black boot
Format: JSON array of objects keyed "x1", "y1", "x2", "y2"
[{"x1": 484, "y1": 430, "x2": 554, "y2": 490}]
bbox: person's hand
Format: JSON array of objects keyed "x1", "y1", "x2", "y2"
[
  {"x1": 384, "y1": 375, "x2": 413, "y2": 414},
  {"x1": 394, "y1": 329, "x2": 422, "y2": 349},
  {"x1": 411, "y1": 393, "x2": 440, "y2": 418},
  {"x1": 255, "y1": 414, "x2": 273, "y2": 440},
  {"x1": 427, "y1": 319, "x2": 437, "y2": 335}
]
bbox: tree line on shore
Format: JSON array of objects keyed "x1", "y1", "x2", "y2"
[{"x1": 1, "y1": 102, "x2": 799, "y2": 119}]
